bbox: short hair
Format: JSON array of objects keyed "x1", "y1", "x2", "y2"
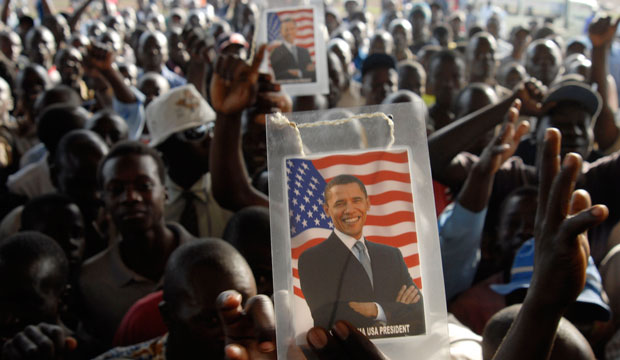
[
  {"x1": 21, "y1": 193, "x2": 77, "y2": 230},
  {"x1": 223, "y1": 206, "x2": 270, "y2": 250},
  {"x1": 97, "y1": 140, "x2": 166, "y2": 189},
  {"x1": 0, "y1": 231, "x2": 69, "y2": 295},
  {"x1": 324, "y1": 174, "x2": 367, "y2": 203},
  {"x1": 428, "y1": 49, "x2": 464, "y2": 76},
  {"x1": 499, "y1": 186, "x2": 538, "y2": 218},
  {"x1": 33, "y1": 85, "x2": 82, "y2": 117},
  {"x1": 55, "y1": 129, "x2": 109, "y2": 168},
  {"x1": 163, "y1": 238, "x2": 252, "y2": 306},
  {"x1": 36, "y1": 105, "x2": 89, "y2": 155}
]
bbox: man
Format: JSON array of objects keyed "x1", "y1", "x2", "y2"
[
  {"x1": 94, "y1": 238, "x2": 256, "y2": 359},
  {"x1": 298, "y1": 175, "x2": 425, "y2": 334},
  {"x1": 147, "y1": 84, "x2": 232, "y2": 238},
  {"x1": 79, "y1": 141, "x2": 196, "y2": 345},
  {"x1": 360, "y1": 53, "x2": 398, "y2": 106},
  {"x1": 269, "y1": 16, "x2": 315, "y2": 82}
]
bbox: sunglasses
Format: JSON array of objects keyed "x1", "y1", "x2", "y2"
[{"x1": 176, "y1": 122, "x2": 215, "y2": 142}]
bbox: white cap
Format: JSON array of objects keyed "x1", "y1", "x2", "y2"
[{"x1": 146, "y1": 84, "x2": 216, "y2": 147}]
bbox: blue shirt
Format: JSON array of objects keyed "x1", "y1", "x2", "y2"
[{"x1": 438, "y1": 202, "x2": 487, "y2": 301}]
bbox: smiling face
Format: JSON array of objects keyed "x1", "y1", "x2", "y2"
[{"x1": 323, "y1": 182, "x2": 370, "y2": 239}]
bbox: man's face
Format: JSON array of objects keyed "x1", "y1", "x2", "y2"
[
  {"x1": 391, "y1": 24, "x2": 409, "y2": 51},
  {"x1": 140, "y1": 34, "x2": 168, "y2": 71},
  {"x1": 536, "y1": 102, "x2": 593, "y2": 160},
  {"x1": 362, "y1": 67, "x2": 398, "y2": 105},
  {"x1": 101, "y1": 154, "x2": 166, "y2": 234},
  {"x1": 526, "y1": 43, "x2": 560, "y2": 86},
  {"x1": 0, "y1": 259, "x2": 61, "y2": 341},
  {"x1": 323, "y1": 182, "x2": 370, "y2": 239},
  {"x1": 468, "y1": 37, "x2": 496, "y2": 81},
  {"x1": 429, "y1": 57, "x2": 464, "y2": 106},
  {"x1": 30, "y1": 204, "x2": 85, "y2": 268},
  {"x1": 497, "y1": 193, "x2": 537, "y2": 264},
  {"x1": 57, "y1": 48, "x2": 83, "y2": 87},
  {"x1": 398, "y1": 66, "x2": 423, "y2": 96},
  {"x1": 27, "y1": 29, "x2": 56, "y2": 68},
  {"x1": 56, "y1": 148, "x2": 106, "y2": 222},
  {"x1": 17, "y1": 68, "x2": 48, "y2": 119},
  {"x1": 0, "y1": 33, "x2": 21, "y2": 63},
  {"x1": 281, "y1": 20, "x2": 297, "y2": 44}
]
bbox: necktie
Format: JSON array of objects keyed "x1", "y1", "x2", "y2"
[
  {"x1": 180, "y1": 191, "x2": 199, "y2": 237},
  {"x1": 353, "y1": 241, "x2": 373, "y2": 287}
]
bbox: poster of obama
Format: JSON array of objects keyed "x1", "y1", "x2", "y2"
[
  {"x1": 260, "y1": 3, "x2": 328, "y2": 96},
  {"x1": 287, "y1": 149, "x2": 427, "y2": 340}
]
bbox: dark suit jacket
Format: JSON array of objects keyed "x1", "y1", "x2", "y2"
[
  {"x1": 269, "y1": 43, "x2": 316, "y2": 82},
  {"x1": 298, "y1": 232, "x2": 425, "y2": 335}
]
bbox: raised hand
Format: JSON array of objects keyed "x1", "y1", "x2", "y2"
[
  {"x1": 477, "y1": 99, "x2": 530, "y2": 175},
  {"x1": 588, "y1": 16, "x2": 620, "y2": 48},
  {"x1": 513, "y1": 79, "x2": 550, "y2": 117},
  {"x1": 217, "y1": 290, "x2": 276, "y2": 360},
  {"x1": 530, "y1": 128, "x2": 608, "y2": 310},
  {"x1": 210, "y1": 44, "x2": 266, "y2": 116},
  {"x1": 84, "y1": 42, "x2": 115, "y2": 74}
]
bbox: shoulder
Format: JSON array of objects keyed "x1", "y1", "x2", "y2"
[{"x1": 299, "y1": 233, "x2": 337, "y2": 263}]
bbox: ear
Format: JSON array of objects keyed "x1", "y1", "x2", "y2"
[
  {"x1": 323, "y1": 202, "x2": 329, "y2": 215},
  {"x1": 159, "y1": 300, "x2": 171, "y2": 326}
]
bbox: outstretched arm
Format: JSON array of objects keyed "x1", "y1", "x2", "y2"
[
  {"x1": 588, "y1": 16, "x2": 620, "y2": 152},
  {"x1": 68, "y1": 0, "x2": 97, "y2": 32},
  {"x1": 1, "y1": 0, "x2": 10, "y2": 25},
  {"x1": 84, "y1": 43, "x2": 136, "y2": 104},
  {"x1": 209, "y1": 45, "x2": 271, "y2": 211},
  {"x1": 428, "y1": 82, "x2": 544, "y2": 189},
  {"x1": 492, "y1": 128, "x2": 608, "y2": 360},
  {"x1": 440, "y1": 102, "x2": 529, "y2": 300}
]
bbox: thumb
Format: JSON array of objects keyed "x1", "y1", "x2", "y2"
[{"x1": 560, "y1": 205, "x2": 608, "y2": 243}]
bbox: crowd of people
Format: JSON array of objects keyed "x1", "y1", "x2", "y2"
[{"x1": 0, "y1": 0, "x2": 618, "y2": 358}]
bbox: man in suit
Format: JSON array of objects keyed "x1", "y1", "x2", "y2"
[
  {"x1": 298, "y1": 175, "x2": 425, "y2": 336},
  {"x1": 269, "y1": 16, "x2": 316, "y2": 82}
]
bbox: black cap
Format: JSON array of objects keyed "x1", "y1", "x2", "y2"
[{"x1": 361, "y1": 53, "x2": 397, "y2": 78}]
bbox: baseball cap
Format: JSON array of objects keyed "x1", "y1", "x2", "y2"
[
  {"x1": 542, "y1": 80, "x2": 602, "y2": 119},
  {"x1": 146, "y1": 84, "x2": 216, "y2": 147},
  {"x1": 490, "y1": 239, "x2": 611, "y2": 321},
  {"x1": 217, "y1": 32, "x2": 248, "y2": 52},
  {"x1": 361, "y1": 53, "x2": 397, "y2": 78}
]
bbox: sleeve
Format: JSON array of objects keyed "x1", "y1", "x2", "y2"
[
  {"x1": 438, "y1": 201, "x2": 487, "y2": 301},
  {"x1": 378, "y1": 248, "x2": 425, "y2": 334},
  {"x1": 112, "y1": 86, "x2": 146, "y2": 140}
]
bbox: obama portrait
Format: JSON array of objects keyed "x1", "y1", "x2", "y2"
[{"x1": 298, "y1": 175, "x2": 425, "y2": 336}]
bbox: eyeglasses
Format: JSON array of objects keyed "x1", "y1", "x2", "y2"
[{"x1": 175, "y1": 122, "x2": 214, "y2": 142}]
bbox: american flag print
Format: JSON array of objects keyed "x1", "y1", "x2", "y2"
[
  {"x1": 287, "y1": 149, "x2": 421, "y2": 301},
  {"x1": 266, "y1": 8, "x2": 316, "y2": 63}
]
